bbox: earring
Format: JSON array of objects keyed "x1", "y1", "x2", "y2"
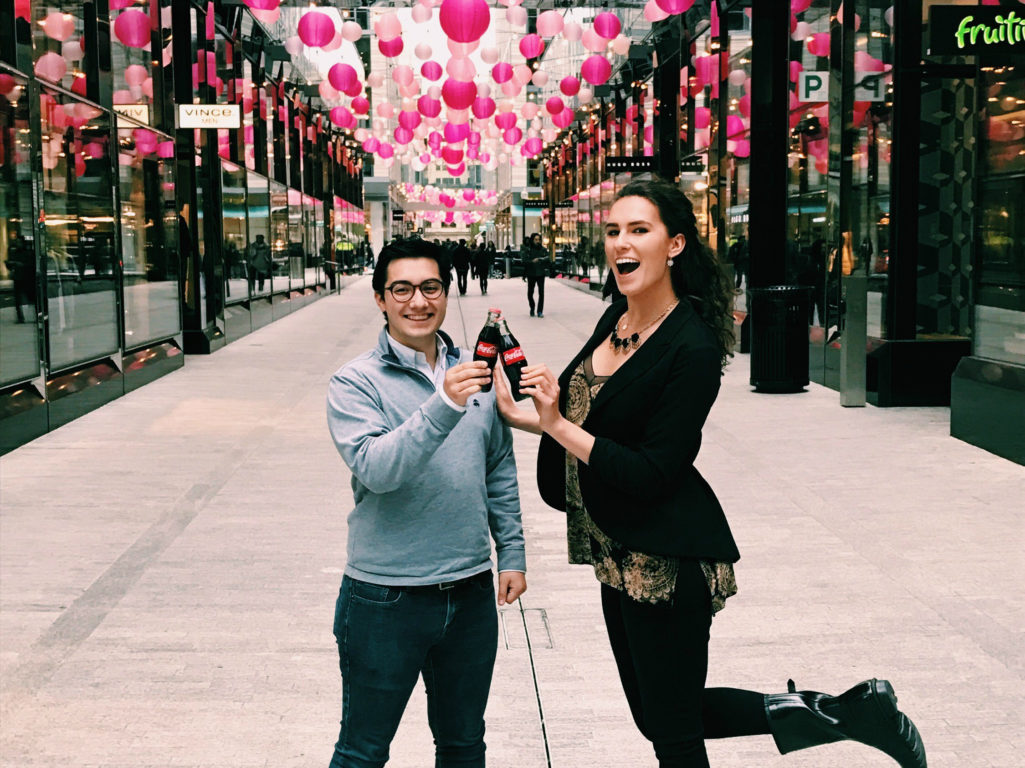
[{"x1": 667, "y1": 258, "x2": 675, "y2": 267}]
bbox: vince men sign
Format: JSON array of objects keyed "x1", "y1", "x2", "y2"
[{"x1": 176, "y1": 104, "x2": 242, "y2": 129}]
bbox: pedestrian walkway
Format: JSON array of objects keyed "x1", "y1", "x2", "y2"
[{"x1": 1, "y1": 275, "x2": 1022, "y2": 768}]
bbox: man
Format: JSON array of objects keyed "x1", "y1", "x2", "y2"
[
  {"x1": 326, "y1": 238, "x2": 527, "y2": 768},
  {"x1": 452, "y1": 238, "x2": 471, "y2": 295},
  {"x1": 248, "y1": 233, "x2": 272, "y2": 292},
  {"x1": 521, "y1": 232, "x2": 549, "y2": 317}
]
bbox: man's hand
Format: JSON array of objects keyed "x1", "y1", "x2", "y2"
[
  {"x1": 443, "y1": 361, "x2": 492, "y2": 407},
  {"x1": 497, "y1": 571, "x2": 526, "y2": 606}
]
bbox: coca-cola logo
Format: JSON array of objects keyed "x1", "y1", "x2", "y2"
[
  {"x1": 502, "y1": 347, "x2": 525, "y2": 365},
  {"x1": 476, "y1": 342, "x2": 497, "y2": 357}
]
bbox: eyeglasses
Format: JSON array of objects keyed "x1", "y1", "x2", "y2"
[{"x1": 385, "y1": 279, "x2": 446, "y2": 302}]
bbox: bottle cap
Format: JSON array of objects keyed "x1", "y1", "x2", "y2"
[{"x1": 488, "y1": 307, "x2": 502, "y2": 314}]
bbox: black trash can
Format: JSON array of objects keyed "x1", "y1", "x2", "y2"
[{"x1": 748, "y1": 285, "x2": 812, "y2": 393}]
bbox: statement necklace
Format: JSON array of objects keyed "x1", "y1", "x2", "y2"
[{"x1": 609, "y1": 300, "x2": 679, "y2": 353}]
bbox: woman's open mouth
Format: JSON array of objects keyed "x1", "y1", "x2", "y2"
[{"x1": 616, "y1": 259, "x2": 640, "y2": 275}]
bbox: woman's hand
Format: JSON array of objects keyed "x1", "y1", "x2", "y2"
[
  {"x1": 519, "y1": 364, "x2": 563, "y2": 433},
  {"x1": 494, "y1": 366, "x2": 542, "y2": 434}
]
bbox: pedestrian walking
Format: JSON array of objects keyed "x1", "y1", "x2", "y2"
[
  {"x1": 248, "y1": 233, "x2": 272, "y2": 293},
  {"x1": 474, "y1": 242, "x2": 492, "y2": 295},
  {"x1": 522, "y1": 233, "x2": 549, "y2": 317},
  {"x1": 494, "y1": 178, "x2": 926, "y2": 768},
  {"x1": 6, "y1": 233, "x2": 35, "y2": 323},
  {"x1": 453, "y1": 238, "x2": 471, "y2": 296},
  {"x1": 325, "y1": 237, "x2": 527, "y2": 768}
]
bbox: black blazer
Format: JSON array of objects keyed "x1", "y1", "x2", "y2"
[{"x1": 537, "y1": 298, "x2": 740, "y2": 563}]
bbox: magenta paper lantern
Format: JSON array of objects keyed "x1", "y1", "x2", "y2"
[
  {"x1": 655, "y1": 0, "x2": 694, "y2": 14},
  {"x1": 522, "y1": 137, "x2": 543, "y2": 157},
  {"x1": 462, "y1": 189, "x2": 476, "y2": 201},
  {"x1": 244, "y1": 0, "x2": 280, "y2": 9},
  {"x1": 447, "y1": 163, "x2": 465, "y2": 177},
  {"x1": 593, "y1": 12, "x2": 621, "y2": 40},
  {"x1": 495, "y1": 112, "x2": 517, "y2": 130},
  {"x1": 545, "y1": 96, "x2": 564, "y2": 115},
  {"x1": 444, "y1": 121, "x2": 470, "y2": 142},
  {"x1": 428, "y1": 131, "x2": 442, "y2": 149},
  {"x1": 502, "y1": 127, "x2": 522, "y2": 145},
  {"x1": 0, "y1": 74, "x2": 15, "y2": 95},
  {"x1": 394, "y1": 126, "x2": 414, "y2": 144},
  {"x1": 418, "y1": 95, "x2": 442, "y2": 117},
  {"x1": 439, "y1": 0, "x2": 491, "y2": 43},
  {"x1": 789, "y1": 60, "x2": 803, "y2": 83},
  {"x1": 330, "y1": 106, "x2": 354, "y2": 128},
  {"x1": 792, "y1": 0, "x2": 812, "y2": 12},
  {"x1": 442, "y1": 78, "x2": 476, "y2": 110},
  {"x1": 726, "y1": 115, "x2": 745, "y2": 137},
  {"x1": 34, "y1": 52, "x2": 68, "y2": 82},
  {"x1": 807, "y1": 33, "x2": 829, "y2": 57},
  {"x1": 351, "y1": 96, "x2": 369, "y2": 115},
  {"x1": 377, "y1": 143, "x2": 395, "y2": 159},
  {"x1": 328, "y1": 63, "x2": 358, "y2": 93},
  {"x1": 362, "y1": 137, "x2": 380, "y2": 153},
  {"x1": 398, "y1": 110, "x2": 422, "y2": 130},
  {"x1": 157, "y1": 140, "x2": 175, "y2": 159},
  {"x1": 551, "y1": 109, "x2": 574, "y2": 129},
  {"x1": 421, "y1": 61, "x2": 443, "y2": 81},
  {"x1": 442, "y1": 146, "x2": 464, "y2": 164},
  {"x1": 580, "y1": 55, "x2": 611, "y2": 86},
  {"x1": 519, "y1": 34, "x2": 544, "y2": 59},
  {"x1": 738, "y1": 94, "x2": 751, "y2": 118},
  {"x1": 694, "y1": 106, "x2": 711, "y2": 130},
  {"x1": 492, "y1": 62, "x2": 513, "y2": 84},
  {"x1": 471, "y1": 97, "x2": 496, "y2": 119},
  {"x1": 298, "y1": 11, "x2": 335, "y2": 47},
  {"x1": 113, "y1": 10, "x2": 151, "y2": 48},
  {"x1": 560, "y1": 76, "x2": 580, "y2": 97},
  {"x1": 379, "y1": 37, "x2": 404, "y2": 58},
  {"x1": 468, "y1": 131, "x2": 481, "y2": 146}
]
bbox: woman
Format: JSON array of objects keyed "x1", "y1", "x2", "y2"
[{"x1": 495, "y1": 178, "x2": 926, "y2": 768}]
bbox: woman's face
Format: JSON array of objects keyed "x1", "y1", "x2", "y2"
[{"x1": 604, "y1": 195, "x2": 685, "y2": 297}]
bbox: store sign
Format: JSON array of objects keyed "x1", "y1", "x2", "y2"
[
  {"x1": 797, "y1": 72, "x2": 885, "y2": 102},
  {"x1": 606, "y1": 156, "x2": 655, "y2": 173},
  {"x1": 521, "y1": 199, "x2": 573, "y2": 209},
  {"x1": 929, "y1": 6, "x2": 1025, "y2": 56},
  {"x1": 113, "y1": 104, "x2": 150, "y2": 124},
  {"x1": 176, "y1": 104, "x2": 241, "y2": 129},
  {"x1": 680, "y1": 156, "x2": 706, "y2": 174}
]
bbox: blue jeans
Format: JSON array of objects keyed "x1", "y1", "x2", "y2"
[{"x1": 329, "y1": 572, "x2": 498, "y2": 768}]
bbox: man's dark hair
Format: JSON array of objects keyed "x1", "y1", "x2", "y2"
[{"x1": 372, "y1": 237, "x2": 452, "y2": 296}]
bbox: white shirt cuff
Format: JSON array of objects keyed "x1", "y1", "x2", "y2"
[{"x1": 437, "y1": 387, "x2": 467, "y2": 412}]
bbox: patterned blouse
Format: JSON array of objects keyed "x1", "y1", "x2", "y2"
[{"x1": 565, "y1": 355, "x2": 737, "y2": 611}]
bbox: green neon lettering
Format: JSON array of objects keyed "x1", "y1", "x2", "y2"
[
  {"x1": 972, "y1": 24, "x2": 986, "y2": 45},
  {"x1": 984, "y1": 25, "x2": 999, "y2": 44},
  {"x1": 955, "y1": 15, "x2": 973, "y2": 49},
  {"x1": 994, "y1": 15, "x2": 1006, "y2": 42}
]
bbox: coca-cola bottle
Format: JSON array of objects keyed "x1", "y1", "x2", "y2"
[
  {"x1": 473, "y1": 309, "x2": 502, "y2": 392},
  {"x1": 498, "y1": 317, "x2": 530, "y2": 401}
]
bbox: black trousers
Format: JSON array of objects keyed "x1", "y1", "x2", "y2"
[
  {"x1": 600, "y1": 560, "x2": 768, "y2": 767},
  {"x1": 456, "y1": 268, "x2": 468, "y2": 295},
  {"x1": 526, "y1": 275, "x2": 545, "y2": 314}
]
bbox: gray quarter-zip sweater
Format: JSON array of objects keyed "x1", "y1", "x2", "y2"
[{"x1": 327, "y1": 328, "x2": 525, "y2": 585}]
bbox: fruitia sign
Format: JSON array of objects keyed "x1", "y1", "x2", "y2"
[
  {"x1": 929, "y1": 6, "x2": 1025, "y2": 56},
  {"x1": 176, "y1": 104, "x2": 241, "y2": 129}
]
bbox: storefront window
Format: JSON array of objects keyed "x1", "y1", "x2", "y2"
[
  {"x1": 0, "y1": 70, "x2": 38, "y2": 386},
  {"x1": 270, "y1": 180, "x2": 289, "y2": 292},
  {"x1": 30, "y1": 3, "x2": 85, "y2": 93},
  {"x1": 286, "y1": 187, "x2": 303, "y2": 290},
  {"x1": 110, "y1": 1, "x2": 167, "y2": 129},
  {"x1": 39, "y1": 88, "x2": 118, "y2": 371},
  {"x1": 117, "y1": 118, "x2": 179, "y2": 348},
  {"x1": 222, "y1": 160, "x2": 249, "y2": 304}
]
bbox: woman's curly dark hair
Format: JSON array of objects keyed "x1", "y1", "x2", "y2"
[{"x1": 612, "y1": 178, "x2": 736, "y2": 370}]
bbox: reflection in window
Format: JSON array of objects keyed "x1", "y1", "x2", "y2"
[
  {"x1": 0, "y1": 72, "x2": 39, "y2": 386},
  {"x1": 39, "y1": 88, "x2": 119, "y2": 371},
  {"x1": 31, "y1": 3, "x2": 85, "y2": 93},
  {"x1": 118, "y1": 119, "x2": 180, "y2": 347},
  {"x1": 247, "y1": 173, "x2": 271, "y2": 297},
  {"x1": 222, "y1": 161, "x2": 249, "y2": 304}
]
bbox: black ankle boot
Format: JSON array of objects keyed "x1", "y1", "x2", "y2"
[{"x1": 764, "y1": 678, "x2": 927, "y2": 767}]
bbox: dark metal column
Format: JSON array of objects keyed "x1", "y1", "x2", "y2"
[
  {"x1": 887, "y1": 0, "x2": 922, "y2": 340},
  {"x1": 747, "y1": 0, "x2": 789, "y2": 288},
  {"x1": 652, "y1": 17, "x2": 682, "y2": 182}
]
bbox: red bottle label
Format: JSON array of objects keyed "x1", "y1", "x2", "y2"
[
  {"x1": 476, "y1": 341, "x2": 497, "y2": 357},
  {"x1": 502, "y1": 347, "x2": 525, "y2": 365}
]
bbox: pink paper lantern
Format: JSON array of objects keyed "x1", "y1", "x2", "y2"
[
  {"x1": 503, "y1": 127, "x2": 522, "y2": 145},
  {"x1": 377, "y1": 143, "x2": 395, "y2": 159},
  {"x1": 442, "y1": 146, "x2": 464, "y2": 164},
  {"x1": 519, "y1": 34, "x2": 544, "y2": 59},
  {"x1": 447, "y1": 163, "x2": 465, "y2": 177},
  {"x1": 792, "y1": 0, "x2": 813, "y2": 12},
  {"x1": 350, "y1": 96, "x2": 369, "y2": 115},
  {"x1": 439, "y1": 0, "x2": 491, "y2": 43},
  {"x1": 34, "y1": 52, "x2": 68, "y2": 82},
  {"x1": 398, "y1": 110, "x2": 422, "y2": 130},
  {"x1": 330, "y1": 106, "x2": 354, "y2": 128},
  {"x1": 113, "y1": 10, "x2": 151, "y2": 48},
  {"x1": 379, "y1": 37, "x2": 404, "y2": 58},
  {"x1": 421, "y1": 61, "x2": 443, "y2": 82},
  {"x1": 471, "y1": 97, "x2": 497, "y2": 119},
  {"x1": 462, "y1": 189, "x2": 476, "y2": 201},
  {"x1": 536, "y1": 10, "x2": 564, "y2": 38},
  {"x1": 42, "y1": 12, "x2": 76, "y2": 42},
  {"x1": 298, "y1": 11, "x2": 335, "y2": 47},
  {"x1": 442, "y1": 78, "x2": 476, "y2": 110},
  {"x1": 124, "y1": 64, "x2": 149, "y2": 87},
  {"x1": 580, "y1": 55, "x2": 611, "y2": 86},
  {"x1": 447, "y1": 57, "x2": 476, "y2": 82},
  {"x1": 807, "y1": 33, "x2": 830, "y2": 57},
  {"x1": 738, "y1": 94, "x2": 751, "y2": 118},
  {"x1": 375, "y1": 13, "x2": 402, "y2": 42},
  {"x1": 444, "y1": 121, "x2": 470, "y2": 142},
  {"x1": 593, "y1": 12, "x2": 621, "y2": 40},
  {"x1": 522, "y1": 137, "x2": 543, "y2": 157},
  {"x1": 362, "y1": 137, "x2": 380, "y2": 153},
  {"x1": 551, "y1": 109, "x2": 574, "y2": 129},
  {"x1": 394, "y1": 126, "x2": 414, "y2": 145},
  {"x1": 644, "y1": 0, "x2": 671, "y2": 22},
  {"x1": 328, "y1": 63, "x2": 358, "y2": 93},
  {"x1": 560, "y1": 76, "x2": 581, "y2": 97}
]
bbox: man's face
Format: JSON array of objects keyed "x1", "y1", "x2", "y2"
[{"x1": 374, "y1": 257, "x2": 447, "y2": 353}]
